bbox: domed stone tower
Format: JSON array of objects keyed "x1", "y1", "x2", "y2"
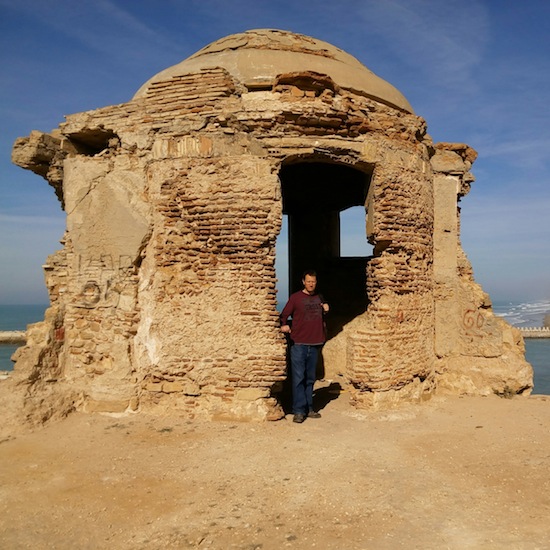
[{"x1": 10, "y1": 29, "x2": 532, "y2": 423}]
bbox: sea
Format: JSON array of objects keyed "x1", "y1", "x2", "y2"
[{"x1": 1, "y1": 301, "x2": 549, "y2": 394}]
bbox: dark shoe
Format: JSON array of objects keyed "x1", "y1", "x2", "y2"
[
  {"x1": 293, "y1": 414, "x2": 306, "y2": 423},
  {"x1": 308, "y1": 411, "x2": 321, "y2": 419}
]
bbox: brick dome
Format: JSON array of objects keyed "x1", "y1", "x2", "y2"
[{"x1": 133, "y1": 29, "x2": 413, "y2": 112}]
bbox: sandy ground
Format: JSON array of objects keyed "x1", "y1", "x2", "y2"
[{"x1": 1, "y1": 387, "x2": 549, "y2": 550}]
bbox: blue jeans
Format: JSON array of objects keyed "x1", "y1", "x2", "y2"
[{"x1": 290, "y1": 344, "x2": 320, "y2": 415}]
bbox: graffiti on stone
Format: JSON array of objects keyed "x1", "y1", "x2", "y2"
[
  {"x1": 76, "y1": 255, "x2": 134, "y2": 308},
  {"x1": 462, "y1": 308, "x2": 485, "y2": 333},
  {"x1": 81, "y1": 281, "x2": 101, "y2": 307}
]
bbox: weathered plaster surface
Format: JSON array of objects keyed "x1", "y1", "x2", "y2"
[{"x1": 7, "y1": 30, "x2": 532, "y2": 425}]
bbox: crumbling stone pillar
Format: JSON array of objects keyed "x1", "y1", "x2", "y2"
[
  {"x1": 336, "y1": 143, "x2": 436, "y2": 408},
  {"x1": 431, "y1": 144, "x2": 532, "y2": 395}
]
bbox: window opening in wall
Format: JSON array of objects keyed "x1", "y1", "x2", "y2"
[
  {"x1": 340, "y1": 205, "x2": 374, "y2": 258},
  {"x1": 67, "y1": 128, "x2": 119, "y2": 156}
]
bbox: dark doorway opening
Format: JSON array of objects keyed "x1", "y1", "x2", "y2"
[
  {"x1": 279, "y1": 160, "x2": 372, "y2": 337},
  {"x1": 276, "y1": 159, "x2": 372, "y2": 414}
]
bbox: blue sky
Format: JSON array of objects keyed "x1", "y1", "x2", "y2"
[{"x1": 1, "y1": 0, "x2": 549, "y2": 305}]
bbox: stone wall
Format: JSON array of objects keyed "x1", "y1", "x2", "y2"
[
  {"x1": 323, "y1": 139, "x2": 437, "y2": 407},
  {"x1": 135, "y1": 155, "x2": 285, "y2": 419},
  {"x1": 7, "y1": 31, "x2": 532, "y2": 425},
  {"x1": 431, "y1": 144, "x2": 532, "y2": 397}
]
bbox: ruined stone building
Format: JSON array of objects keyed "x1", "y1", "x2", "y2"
[{"x1": 9, "y1": 29, "x2": 532, "y2": 423}]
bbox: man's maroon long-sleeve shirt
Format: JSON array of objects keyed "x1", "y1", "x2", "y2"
[{"x1": 280, "y1": 290, "x2": 326, "y2": 345}]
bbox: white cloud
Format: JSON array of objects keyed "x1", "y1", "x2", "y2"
[
  {"x1": 460, "y1": 192, "x2": 550, "y2": 300},
  {"x1": 0, "y1": 0, "x2": 182, "y2": 68},
  {"x1": 0, "y1": 0, "x2": 547, "y2": 305},
  {"x1": 474, "y1": 137, "x2": 550, "y2": 173},
  {"x1": 356, "y1": 0, "x2": 489, "y2": 91}
]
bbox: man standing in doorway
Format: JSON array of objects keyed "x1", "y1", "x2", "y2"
[{"x1": 280, "y1": 270, "x2": 329, "y2": 423}]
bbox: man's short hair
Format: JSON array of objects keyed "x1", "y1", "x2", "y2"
[{"x1": 302, "y1": 270, "x2": 317, "y2": 279}]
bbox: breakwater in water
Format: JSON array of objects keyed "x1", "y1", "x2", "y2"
[
  {"x1": 0, "y1": 331, "x2": 26, "y2": 344},
  {"x1": 519, "y1": 328, "x2": 550, "y2": 338}
]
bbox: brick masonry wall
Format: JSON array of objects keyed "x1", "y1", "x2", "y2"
[
  {"x1": 343, "y1": 145, "x2": 435, "y2": 401},
  {"x1": 11, "y1": 67, "x2": 437, "y2": 416},
  {"x1": 11, "y1": 57, "x2": 531, "y2": 422},
  {"x1": 136, "y1": 155, "x2": 286, "y2": 416}
]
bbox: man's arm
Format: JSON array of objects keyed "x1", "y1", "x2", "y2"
[
  {"x1": 280, "y1": 294, "x2": 295, "y2": 333},
  {"x1": 319, "y1": 294, "x2": 329, "y2": 314}
]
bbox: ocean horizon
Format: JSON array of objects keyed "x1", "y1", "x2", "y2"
[{"x1": 1, "y1": 301, "x2": 549, "y2": 394}]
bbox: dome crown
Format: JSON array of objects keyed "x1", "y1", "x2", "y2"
[{"x1": 134, "y1": 29, "x2": 413, "y2": 113}]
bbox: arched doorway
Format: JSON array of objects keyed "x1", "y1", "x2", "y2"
[{"x1": 278, "y1": 159, "x2": 373, "y2": 338}]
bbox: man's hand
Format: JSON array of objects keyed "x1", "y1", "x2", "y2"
[
  {"x1": 281, "y1": 324, "x2": 291, "y2": 334},
  {"x1": 322, "y1": 303, "x2": 329, "y2": 313}
]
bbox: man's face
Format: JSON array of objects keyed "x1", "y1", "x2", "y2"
[{"x1": 302, "y1": 275, "x2": 317, "y2": 294}]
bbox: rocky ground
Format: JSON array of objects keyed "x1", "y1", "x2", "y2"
[{"x1": 1, "y1": 385, "x2": 549, "y2": 550}]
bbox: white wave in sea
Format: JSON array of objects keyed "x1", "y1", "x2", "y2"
[{"x1": 492, "y1": 299, "x2": 550, "y2": 328}]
